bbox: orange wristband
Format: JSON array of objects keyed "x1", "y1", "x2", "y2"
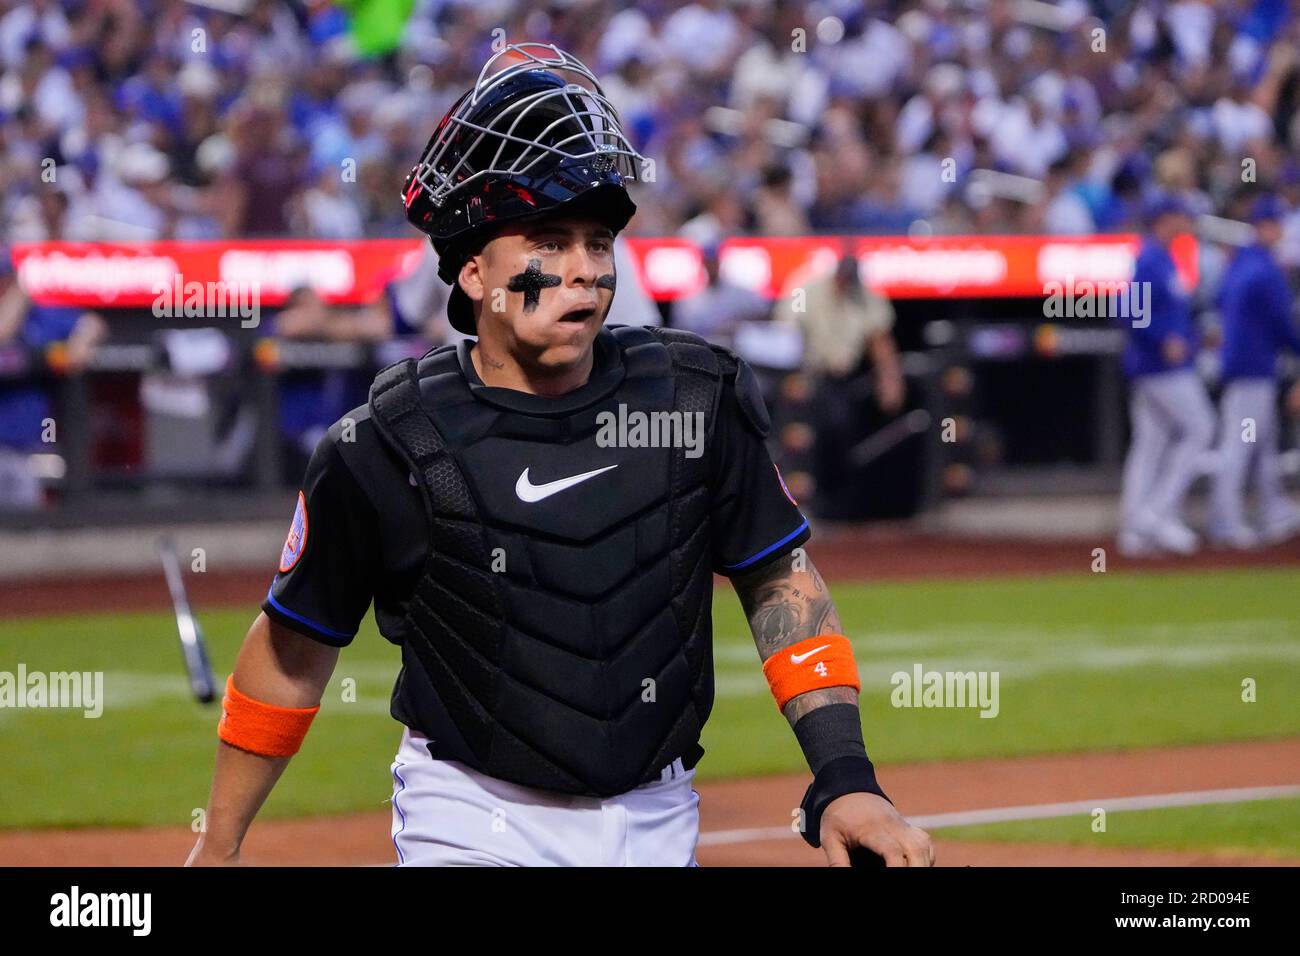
[
  {"x1": 217, "y1": 675, "x2": 320, "y2": 757},
  {"x1": 761, "y1": 634, "x2": 860, "y2": 711}
]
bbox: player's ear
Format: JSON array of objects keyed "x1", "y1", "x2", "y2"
[{"x1": 458, "y1": 254, "x2": 486, "y2": 305}]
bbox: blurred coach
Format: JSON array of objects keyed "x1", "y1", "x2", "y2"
[
  {"x1": 1117, "y1": 195, "x2": 1214, "y2": 556},
  {"x1": 1209, "y1": 195, "x2": 1300, "y2": 547},
  {"x1": 773, "y1": 250, "x2": 904, "y2": 517}
]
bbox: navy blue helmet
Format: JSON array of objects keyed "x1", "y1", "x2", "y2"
[{"x1": 402, "y1": 43, "x2": 646, "y2": 333}]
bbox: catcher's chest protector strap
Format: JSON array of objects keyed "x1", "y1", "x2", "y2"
[{"x1": 367, "y1": 326, "x2": 727, "y2": 796}]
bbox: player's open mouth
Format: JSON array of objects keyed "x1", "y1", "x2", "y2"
[{"x1": 559, "y1": 306, "x2": 597, "y2": 323}]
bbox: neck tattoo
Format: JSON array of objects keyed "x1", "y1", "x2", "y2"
[
  {"x1": 507, "y1": 258, "x2": 562, "y2": 313},
  {"x1": 596, "y1": 273, "x2": 616, "y2": 292}
]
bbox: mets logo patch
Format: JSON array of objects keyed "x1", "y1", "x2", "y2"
[
  {"x1": 774, "y1": 463, "x2": 798, "y2": 506},
  {"x1": 279, "y1": 490, "x2": 308, "y2": 573}
]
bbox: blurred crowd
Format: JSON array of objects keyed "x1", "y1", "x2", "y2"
[
  {"x1": 6, "y1": 0, "x2": 1300, "y2": 518},
  {"x1": 4, "y1": 0, "x2": 1300, "y2": 252}
]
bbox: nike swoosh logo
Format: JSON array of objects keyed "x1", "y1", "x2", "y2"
[
  {"x1": 790, "y1": 644, "x2": 831, "y2": 665},
  {"x1": 515, "y1": 464, "x2": 618, "y2": 503}
]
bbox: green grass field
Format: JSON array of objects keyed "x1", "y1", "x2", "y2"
[
  {"x1": 934, "y1": 797, "x2": 1300, "y2": 859},
  {"x1": 1, "y1": 567, "x2": 1298, "y2": 839}
]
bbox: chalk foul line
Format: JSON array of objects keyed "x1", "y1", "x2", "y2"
[{"x1": 695, "y1": 784, "x2": 1300, "y2": 846}]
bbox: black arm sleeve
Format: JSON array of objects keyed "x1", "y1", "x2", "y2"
[{"x1": 261, "y1": 431, "x2": 380, "y2": 646}]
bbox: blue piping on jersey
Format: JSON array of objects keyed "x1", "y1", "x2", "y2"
[
  {"x1": 722, "y1": 517, "x2": 810, "y2": 572},
  {"x1": 265, "y1": 586, "x2": 353, "y2": 642}
]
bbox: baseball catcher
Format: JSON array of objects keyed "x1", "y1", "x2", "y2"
[{"x1": 188, "y1": 43, "x2": 933, "y2": 867}]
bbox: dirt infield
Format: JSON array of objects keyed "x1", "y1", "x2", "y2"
[
  {"x1": 4, "y1": 527, "x2": 1300, "y2": 619},
  {"x1": 1, "y1": 738, "x2": 1296, "y2": 866}
]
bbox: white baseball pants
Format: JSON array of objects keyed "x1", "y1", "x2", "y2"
[
  {"x1": 1210, "y1": 377, "x2": 1299, "y2": 533},
  {"x1": 389, "y1": 726, "x2": 701, "y2": 866},
  {"x1": 1120, "y1": 369, "x2": 1215, "y2": 532}
]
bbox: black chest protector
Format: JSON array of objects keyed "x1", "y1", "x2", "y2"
[{"x1": 367, "y1": 325, "x2": 736, "y2": 797}]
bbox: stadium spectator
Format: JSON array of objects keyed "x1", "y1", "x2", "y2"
[
  {"x1": 1038, "y1": 155, "x2": 1097, "y2": 235},
  {"x1": 679, "y1": 187, "x2": 748, "y2": 246},
  {"x1": 0, "y1": 246, "x2": 106, "y2": 508},
  {"x1": 221, "y1": 100, "x2": 308, "y2": 236},
  {"x1": 296, "y1": 165, "x2": 365, "y2": 239},
  {"x1": 0, "y1": 0, "x2": 69, "y2": 69},
  {"x1": 3, "y1": 1, "x2": 1300, "y2": 244},
  {"x1": 672, "y1": 240, "x2": 770, "y2": 348},
  {"x1": 728, "y1": 0, "x2": 815, "y2": 122},
  {"x1": 93, "y1": 142, "x2": 175, "y2": 240},
  {"x1": 384, "y1": 242, "x2": 455, "y2": 343},
  {"x1": 6, "y1": 174, "x2": 84, "y2": 242},
  {"x1": 0, "y1": 37, "x2": 79, "y2": 132},
  {"x1": 751, "y1": 162, "x2": 812, "y2": 236},
  {"x1": 660, "y1": 0, "x2": 744, "y2": 78},
  {"x1": 272, "y1": 285, "x2": 390, "y2": 475}
]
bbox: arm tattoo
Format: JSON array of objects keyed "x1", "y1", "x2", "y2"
[
  {"x1": 731, "y1": 553, "x2": 857, "y2": 726},
  {"x1": 732, "y1": 554, "x2": 842, "y2": 656}
]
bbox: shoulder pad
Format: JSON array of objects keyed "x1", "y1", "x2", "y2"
[
  {"x1": 415, "y1": 342, "x2": 459, "y2": 374},
  {"x1": 643, "y1": 326, "x2": 722, "y2": 377},
  {"x1": 643, "y1": 329, "x2": 772, "y2": 435},
  {"x1": 369, "y1": 356, "x2": 417, "y2": 409},
  {"x1": 709, "y1": 343, "x2": 771, "y2": 438},
  {"x1": 328, "y1": 403, "x2": 372, "y2": 442}
]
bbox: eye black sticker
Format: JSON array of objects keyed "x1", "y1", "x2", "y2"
[
  {"x1": 596, "y1": 273, "x2": 616, "y2": 292},
  {"x1": 507, "y1": 258, "x2": 562, "y2": 313}
]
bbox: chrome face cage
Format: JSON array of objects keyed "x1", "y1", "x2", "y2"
[{"x1": 411, "y1": 43, "x2": 647, "y2": 208}]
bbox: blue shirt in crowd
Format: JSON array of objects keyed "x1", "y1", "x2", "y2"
[{"x1": 0, "y1": 304, "x2": 82, "y2": 450}]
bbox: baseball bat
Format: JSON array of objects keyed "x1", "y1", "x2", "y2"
[
  {"x1": 847, "y1": 409, "x2": 932, "y2": 467},
  {"x1": 157, "y1": 535, "x2": 217, "y2": 704}
]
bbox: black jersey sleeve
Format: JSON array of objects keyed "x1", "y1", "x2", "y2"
[
  {"x1": 262, "y1": 427, "x2": 379, "y2": 646},
  {"x1": 708, "y1": 366, "x2": 811, "y2": 576}
]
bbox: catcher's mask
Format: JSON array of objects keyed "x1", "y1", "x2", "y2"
[{"x1": 403, "y1": 42, "x2": 647, "y2": 334}]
